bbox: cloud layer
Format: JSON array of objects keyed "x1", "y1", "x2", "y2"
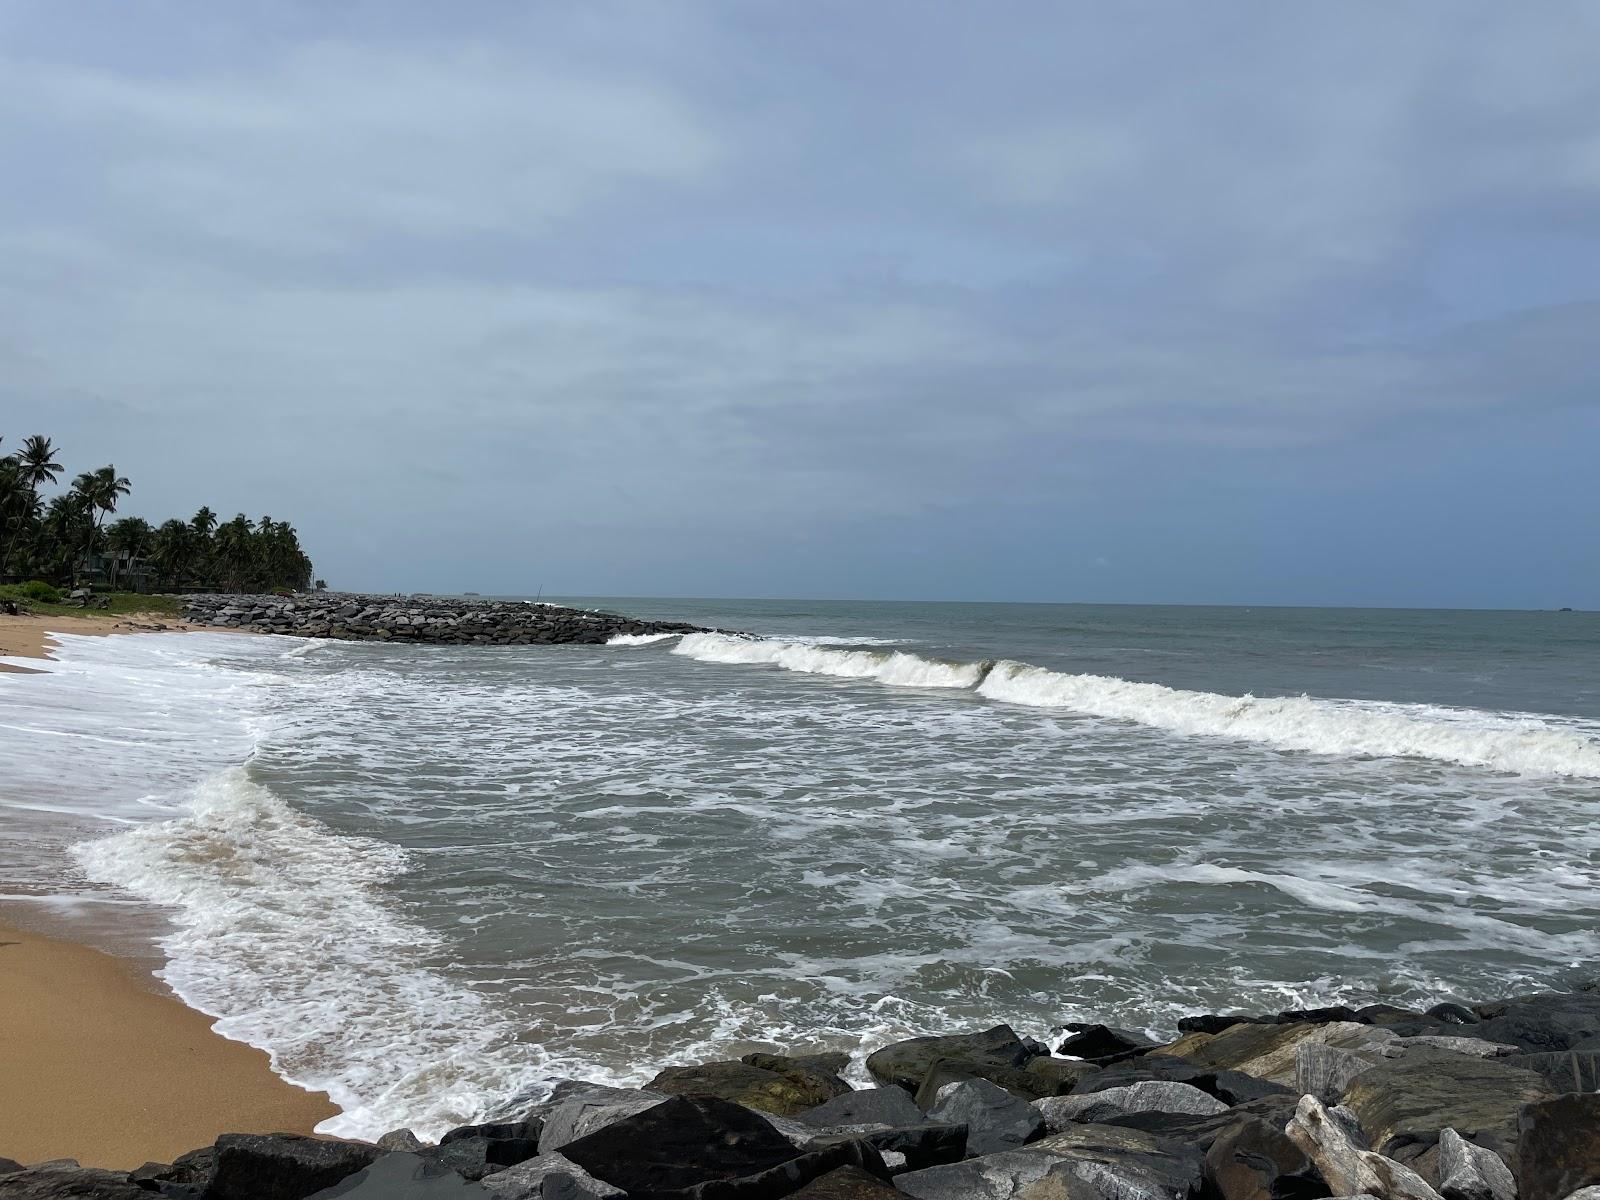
[{"x1": 2, "y1": 1, "x2": 1597, "y2": 604}]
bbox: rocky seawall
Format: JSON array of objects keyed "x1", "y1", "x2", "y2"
[
  {"x1": 6, "y1": 986, "x2": 1599, "y2": 1199},
  {"x1": 179, "y1": 593, "x2": 711, "y2": 645}
]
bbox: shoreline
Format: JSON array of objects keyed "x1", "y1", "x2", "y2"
[
  {"x1": 0, "y1": 919, "x2": 339, "y2": 1170},
  {"x1": 0, "y1": 609, "x2": 227, "y2": 673},
  {"x1": 0, "y1": 612, "x2": 335, "y2": 1170}
]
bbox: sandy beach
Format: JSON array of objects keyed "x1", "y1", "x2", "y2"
[
  {"x1": 1, "y1": 613, "x2": 336, "y2": 1170},
  {"x1": 0, "y1": 921, "x2": 339, "y2": 1169},
  {"x1": 0, "y1": 609, "x2": 224, "y2": 673}
]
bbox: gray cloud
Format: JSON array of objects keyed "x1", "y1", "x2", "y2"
[{"x1": 1, "y1": 1, "x2": 1596, "y2": 603}]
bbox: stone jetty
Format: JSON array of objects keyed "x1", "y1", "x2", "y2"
[
  {"x1": 179, "y1": 592, "x2": 710, "y2": 646},
  {"x1": 7, "y1": 985, "x2": 1600, "y2": 1198}
]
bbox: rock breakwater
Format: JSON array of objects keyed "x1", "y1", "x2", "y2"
[
  {"x1": 179, "y1": 593, "x2": 710, "y2": 646},
  {"x1": 7, "y1": 985, "x2": 1600, "y2": 1198}
]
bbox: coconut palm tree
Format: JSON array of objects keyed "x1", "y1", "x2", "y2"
[
  {"x1": 71, "y1": 465, "x2": 131, "y2": 583},
  {"x1": 0, "y1": 436, "x2": 64, "y2": 577},
  {"x1": 105, "y1": 516, "x2": 153, "y2": 589}
]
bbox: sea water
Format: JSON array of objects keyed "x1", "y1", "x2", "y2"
[{"x1": 1, "y1": 599, "x2": 1597, "y2": 1138}]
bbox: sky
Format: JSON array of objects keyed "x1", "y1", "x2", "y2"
[{"x1": 2, "y1": 2, "x2": 1597, "y2": 607}]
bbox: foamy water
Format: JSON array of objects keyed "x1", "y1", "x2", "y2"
[{"x1": 2, "y1": 600, "x2": 1597, "y2": 1140}]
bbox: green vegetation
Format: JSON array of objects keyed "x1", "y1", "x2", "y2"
[
  {"x1": 0, "y1": 434, "x2": 314, "y2": 593},
  {"x1": 0, "y1": 583, "x2": 183, "y2": 618}
]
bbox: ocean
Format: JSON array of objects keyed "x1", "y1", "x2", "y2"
[{"x1": 2, "y1": 598, "x2": 1598, "y2": 1140}]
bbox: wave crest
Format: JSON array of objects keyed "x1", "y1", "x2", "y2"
[{"x1": 673, "y1": 632, "x2": 989, "y2": 689}]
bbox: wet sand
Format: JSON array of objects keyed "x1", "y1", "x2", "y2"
[
  {"x1": 1, "y1": 613, "x2": 335, "y2": 1169},
  {"x1": 0, "y1": 920, "x2": 339, "y2": 1169}
]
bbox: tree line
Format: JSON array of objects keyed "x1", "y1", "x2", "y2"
[{"x1": 0, "y1": 434, "x2": 317, "y2": 593}]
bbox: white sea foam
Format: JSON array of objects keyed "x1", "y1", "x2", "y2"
[
  {"x1": 606, "y1": 632, "x2": 679, "y2": 646},
  {"x1": 674, "y1": 632, "x2": 988, "y2": 689},
  {"x1": 75, "y1": 768, "x2": 541, "y2": 1141},
  {"x1": 976, "y1": 659, "x2": 1600, "y2": 778}
]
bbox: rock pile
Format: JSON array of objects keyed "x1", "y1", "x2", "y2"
[
  {"x1": 179, "y1": 592, "x2": 709, "y2": 646},
  {"x1": 5, "y1": 986, "x2": 1600, "y2": 1199}
]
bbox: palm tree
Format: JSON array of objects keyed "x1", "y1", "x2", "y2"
[
  {"x1": 0, "y1": 436, "x2": 64, "y2": 577},
  {"x1": 151, "y1": 519, "x2": 195, "y2": 589},
  {"x1": 71, "y1": 465, "x2": 131, "y2": 584},
  {"x1": 105, "y1": 516, "x2": 153, "y2": 589}
]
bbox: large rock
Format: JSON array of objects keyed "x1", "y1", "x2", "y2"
[
  {"x1": 803, "y1": 1125, "x2": 967, "y2": 1172},
  {"x1": 1070, "y1": 1056, "x2": 1293, "y2": 1106},
  {"x1": 1202, "y1": 1117, "x2": 1319, "y2": 1200},
  {"x1": 1024, "y1": 1059, "x2": 1101, "y2": 1096},
  {"x1": 647, "y1": 1057, "x2": 850, "y2": 1117},
  {"x1": 1514, "y1": 1093, "x2": 1600, "y2": 1200},
  {"x1": 480, "y1": 1153, "x2": 626, "y2": 1200},
  {"x1": 0, "y1": 1163, "x2": 151, "y2": 1199},
  {"x1": 1471, "y1": 991, "x2": 1600, "y2": 1053},
  {"x1": 1435, "y1": 1129, "x2": 1514, "y2": 1200},
  {"x1": 1340, "y1": 1050, "x2": 1555, "y2": 1160},
  {"x1": 1033, "y1": 1081, "x2": 1228, "y2": 1131},
  {"x1": 303, "y1": 1153, "x2": 485, "y2": 1198},
  {"x1": 1286, "y1": 1095, "x2": 1443, "y2": 1200},
  {"x1": 925, "y1": 1078, "x2": 1045, "y2": 1156},
  {"x1": 787, "y1": 1165, "x2": 901, "y2": 1200},
  {"x1": 893, "y1": 1150, "x2": 1061, "y2": 1200},
  {"x1": 1095, "y1": 1095, "x2": 1300, "y2": 1156},
  {"x1": 158, "y1": 1134, "x2": 382, "y2": 1200},
  {"x1": 539, "y1": 1085, "x2": 672, "y2": 1153},
  {"x1": 1502, "y1": 1050, "x2": 1600, "y2": 1094},
  {"x1": 798, "y1": 1088, "x2": 925, "y2": 1129},
  {"x1": 866, "y1": 1026, "x2": 1038, "y2": 1092},
  {"x1": 556, "y1": 1094, "x2": 887, "y2": 1198},
  {"x1": 1053, "y1": 1025, "x2": 1156, "y2": 1061},
  {"x1": 913, "y1": 1059, "x2": 1059, "y2": 1106},
  {"x1": 1175, "y1": 1021, "x2": 1396, "y2": 1086},
  {"x1": 1027, "y1": 1123, "x2": 1206, "y2": 1200}
]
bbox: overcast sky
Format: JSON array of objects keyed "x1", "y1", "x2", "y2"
[{"x1": 3, "y1": 2, "x2": 1597, "y2": 606}]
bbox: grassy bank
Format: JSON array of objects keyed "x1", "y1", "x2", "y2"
[{"x1": 0, "y1": 585, "x2": 183, "y2": 620}]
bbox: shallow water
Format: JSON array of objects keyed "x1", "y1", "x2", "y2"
[{"x1": 2, "y1": 600, "x2": 1597, "y2": 1138}]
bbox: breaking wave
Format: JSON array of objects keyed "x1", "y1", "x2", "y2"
[
  {"x1": 73, "y1": 768, "x2": 547, "y2": 1142},
  {"x1": 606, "y1": 632, "x2": 679, "y2": 646},
  {"x1": 668, "y1": 634, "x2": 1600, "y2": 778},
  {"x1": 673, "y1": 632, "x2": 988, "y2": 689}
]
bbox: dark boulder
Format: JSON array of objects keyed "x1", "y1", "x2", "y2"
[
  {"x1": 423, "y1": 1133, "x2": 541, "y2": 1181},
  {"x1": 1202, "y1": 1116, "x2": 1322, "y2": 1200},
  {"x1": 1069, "y1": 1054, "x2": 1292, "y2": 1105},
  {"x1": 1177, "y1": 1015, "x2": 1264, "y2": 1036},
  {"x1": 1093, "y1": 1095, "x2": 1301, "y2": 1155},
  {"x1": 0, "y1": 1163, "x2": 151, "y2": 1199},
  {"x1": 911, "y1": 1059, "x2": 1055, "y2": 1107},
  {"x1": 302, "y1": 1153, "x2": 485, "y2": 1198},
  {"x1": 538, "y1": 1084, "x2": 671, "y2": 1152},
  {"x1": 1028, "y1": 1123, "x2": 1206, "y2": 1200},
  {"x1": 924, "y1": 1078, "x2": 1045, "y2": 1156},
  {"x1": 803, "y1": 1125, "x2": 966, "y2": 1173},
  {"x1": 1503, "y1": 1050, "x2": 1600, "y2": 1094},
  {"x1": 797, "y1": 1088, "x2": 924, "y2": 1129},
  {"x1": 1515, "y1": 1093, "x2": 1600, "y2": 1200},
  {"x1": 1471, "y1": 991, "x2": 1600, "y2": 1053},
  {"x1": 1053, "y1": 1024, "x2": 1155, "y2": 1061},
  {"x1": 0, "y1": 1158, "x2": 22, "y2": 1175},
  {"x1": 1340, "y1": 1050, "x2": 1555, "y2": 1160},
  {"x1": 786, "y1": 1165, "x2": 899, "y2": 1200},
  {"x1": 557, "y1": 1094, "x2": 886, "y2": 1199},
  {"x1": 865, "y1": 1025, "x2": 1038, "y2": 1093},
  {"x1": 1023, "y1": 1059, "x2": 1099, "y2": 1096},
  {"x1": 647, "y1": 1058, "x2": 849, "y2": 1117},
  {"x1": 134, "y1": 1135, "x2": 380, "y2": 1200},
  {"x1": 479, "y1": 1153, "x2": 625, "y2": 1200},
  {"x1": 893, "y1": 1151, "x2": 1061, "y2": 1200}
]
